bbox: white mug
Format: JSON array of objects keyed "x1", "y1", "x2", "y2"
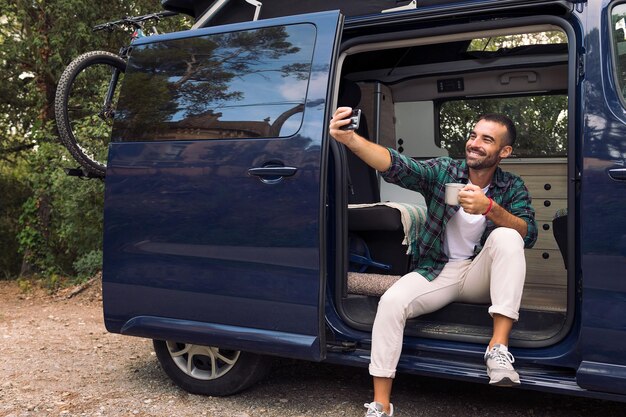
[{"x1": 444, "y1": 183, "x2": 465, "y2": 205}]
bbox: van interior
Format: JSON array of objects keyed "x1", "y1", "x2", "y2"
[{"x1": 330, "y1": 19, "x2": 572, "y2": 349}]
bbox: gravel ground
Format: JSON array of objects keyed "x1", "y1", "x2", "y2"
[{"x1": 1, "y1": 279, "x2": 625, "y2": 417}]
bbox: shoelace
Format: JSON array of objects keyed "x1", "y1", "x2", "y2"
[
  {"x1": 488, "y1": 347, "x2": 515, "y2": 367},
  {"x1": 364, "y1": 402, "x2": 386, "y2": 417}
]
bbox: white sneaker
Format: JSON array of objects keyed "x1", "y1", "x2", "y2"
[
  {"x1": 364, "y1": 401, "x2": 394, "y2": 417},
  {"x1": 484, "y1": 344, "x2": 521, "y2": 386}
]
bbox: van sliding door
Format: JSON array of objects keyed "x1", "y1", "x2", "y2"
[
  {"x1": 102, "y1": 11, "x2": 343, "y2": 361},
  {"x1": 576, "y1": 1, "x2": 626, "y2": 396}
]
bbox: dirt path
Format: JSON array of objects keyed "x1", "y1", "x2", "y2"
[
  {"x1": 0, "y1": 279, "x2": 364, "y2": 417},
  {"x1": 1, "y1": 279, "x2": 625, "y2": 417},
  {"x1": 1, "y1": 280, "x2": 163, "y2": 416}
]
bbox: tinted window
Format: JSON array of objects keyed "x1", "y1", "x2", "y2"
[
  {"x1": 612, "y1": 4, "x2": 626, "y2": 100},
  {"x1": 112, "y1": 24, "x2": 316, "y2": 142},
  {"x1": 439, "y1": 95, "x2": 568, "y2": 158}
]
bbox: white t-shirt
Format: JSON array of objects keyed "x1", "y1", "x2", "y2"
[{"x1": 443, "y1": 183, "x2": 489, "y2": 260}]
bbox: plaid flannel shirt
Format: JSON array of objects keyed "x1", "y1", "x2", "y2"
[{"x1": 381, "y1": 148, "x2": 538, "y2": 281}]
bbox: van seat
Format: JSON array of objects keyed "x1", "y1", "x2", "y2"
[
  {"x1": 349, "y1": 202, "x2": 425, "y2": 240},
  {"x1": 347, "y1": 202, "x2": 426, "y2": 275}
]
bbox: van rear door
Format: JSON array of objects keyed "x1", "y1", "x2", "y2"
[{"x1": 102, "y1": 11, "x2": 343, "y2": 361}]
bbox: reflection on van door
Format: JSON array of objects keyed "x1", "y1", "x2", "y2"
[{"x1": 102, "y1": 11, "x2": 343, "y2": 361}]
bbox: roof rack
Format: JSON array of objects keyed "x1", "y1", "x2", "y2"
[
  {"x1": 382, "y1": 0, "x2": 417, "y2": 13},
  {"x1": 192, "y1": 0, "x2": 262, "y2": 29},
  {"x1": 170, "y1": 1, "x2": 440, "y2": 29}
]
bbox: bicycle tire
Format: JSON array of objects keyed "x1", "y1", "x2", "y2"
[{"x1": 55, "y1": 51, "x2": 127, "y2": 177}]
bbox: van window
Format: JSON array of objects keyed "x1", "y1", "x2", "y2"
[
  {"x1": 112, "y1": 24, "x2": 316, "y2": 142},
  {"x1": 612, "y1": 4, "x2": 626, "y2": 99},
  {"x1": 467, "y1": 31, "x2": 566, "y2": 52},
  {"x1": 438, "y1": 95, "x2": 568, "y2": 158}
]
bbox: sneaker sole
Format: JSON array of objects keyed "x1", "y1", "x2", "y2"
[{"x1": 489, "y1": 376, "x2": 521, "y2": 387}]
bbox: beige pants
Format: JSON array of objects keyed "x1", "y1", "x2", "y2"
[{"x1": 369, "y1": 227, "x2": 526, "y2": 378}]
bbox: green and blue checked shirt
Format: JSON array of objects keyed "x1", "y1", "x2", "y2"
[{"x1": 381, "y1": 148, "x2": 538, "y2": 281}]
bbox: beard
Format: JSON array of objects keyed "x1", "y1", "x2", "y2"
[{"x1": 465, "y1": 147, "x2": 500, "y2": 170}]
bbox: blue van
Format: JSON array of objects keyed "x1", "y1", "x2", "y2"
[{"x1": 99, "y1": 0, "x2": 626, "y2": 402}]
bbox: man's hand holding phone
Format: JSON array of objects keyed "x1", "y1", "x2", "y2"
[
  {"x1": 329, "y1": 107, "x2": 362, "y2": 147},
  {"x1": 340, "y1": 108, "x2": 361, "y2": 131}
]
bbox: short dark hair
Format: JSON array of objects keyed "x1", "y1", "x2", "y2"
[{"x1": 477, "y1": 113, "x2": 517, "y2": 147}]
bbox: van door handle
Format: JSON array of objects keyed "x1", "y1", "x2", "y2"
[
  {"x1": 248, "y1": 166, "x2": 298, "y2": 184},
  {"x1": 500, "y1": 71, "x2": 537, "y2": 85},
  {"x1": 608, "y1": 168, "x2": 626, "y2": 181},
  {"x1": 248, "y1": 166, "x2": 298, "y2": 177}
]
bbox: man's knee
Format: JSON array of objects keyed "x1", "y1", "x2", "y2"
[
  {"x1": 486, "y1": 227, "x2": 523, "y2": 247},
  {"x1": 378, "y1": 288, "x2": 410, "y2": 320},
  {"x1": 483, "y1": 227, "x2": 524, "y2": 260}
]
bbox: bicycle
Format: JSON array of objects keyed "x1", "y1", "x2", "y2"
[{"x1": 54, "y1": 11, "x2": 178, "y2": 178}]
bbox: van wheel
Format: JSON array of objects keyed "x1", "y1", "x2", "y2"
[{"x1": 152, "y1": 340, "x2": 271, "y2": 396}]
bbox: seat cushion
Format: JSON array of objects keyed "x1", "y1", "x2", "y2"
[{"x1": 348, "y1": 205, "x2": 403, "y2": 231}]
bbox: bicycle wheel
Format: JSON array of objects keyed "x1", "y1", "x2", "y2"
[{"x1": 55, "y1": 51, "x2": 126, "y2": 177}]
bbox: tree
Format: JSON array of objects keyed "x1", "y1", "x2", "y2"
[
  {"x1": 0, "y1": 0, "x2": 190, "y2": 279},
  {"x1": 0, "y1": 165, "x2": 30, "y2": 278},
  {"x1": 0, "y1": 0, "x2": 190, "y2": 161}
]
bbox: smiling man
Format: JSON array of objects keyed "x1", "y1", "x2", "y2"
[{"x1": 329, "y1": 109, "x2": 537, "y2": 417}]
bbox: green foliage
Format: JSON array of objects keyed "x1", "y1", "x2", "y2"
[
  {"x1": 17, "y1": 141, "x2": 104, "y2": 279},
  {"x1": 0, "y1": 0, "x2": 191, "y2": 281},
  {"x1": 0, "y1": 169, "x2": 30, "y2": 278},
  {"x1": 73, "y1": 250, "x2": 103, "y2": 280},
  {"x1": 468, "y1": 31, "x2": 567, "y2": 52},
  {"x1": 0, "y1": 0, "x2": 191, "y2": 159},
  {"x1": 16, "y1": 277, "x2": 32, "y2": 293}
]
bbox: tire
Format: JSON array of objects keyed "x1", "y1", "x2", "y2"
[
  {"x1": 54, "y1": 51, "x2": 126, "y2": 178},
  {"x1": 152, "y1": 340, "x2": 272, "y2": 396}
]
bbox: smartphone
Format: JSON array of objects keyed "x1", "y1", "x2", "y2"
[{"x1": 339, "y1": 108, "x2": 361, "y2": 131}]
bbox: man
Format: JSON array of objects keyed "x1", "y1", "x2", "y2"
[{"x1": 329, "y1": 108, "x2": 537, "y2": 417}]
